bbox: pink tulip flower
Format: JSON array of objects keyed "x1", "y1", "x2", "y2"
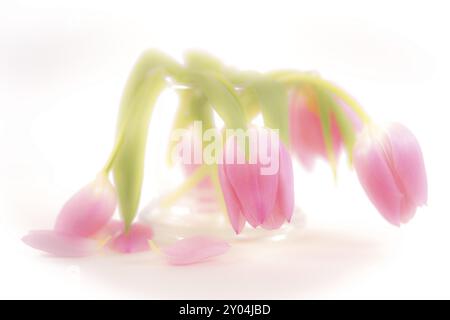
[
  {"x1": 289, "y1": 89, "x2": 362, "y2": 169},
  {"x1": 54, "y1": 174, "x2": 117, "y2": 237},
  {"x1": 23, "y1": 174, "x2": 117, "y2": 256},
  {"x1": 353, "y1": 123, "x2": 428, "y2": 225},
  {"x1": 218, "y1": 128, "x2": 294, "y2": 234}
]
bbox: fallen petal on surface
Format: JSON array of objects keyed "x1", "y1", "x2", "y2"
[
  {"x1": 22, "y1": 230, "x2": 99, "y2": 257},
  {"x1": 163, "y1": 236, "x2": 230, "y2": 266},
  {"x1": 108, "y1": 223, "x2": 153, "y2": 254}
]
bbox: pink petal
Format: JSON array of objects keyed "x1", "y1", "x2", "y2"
[
  {"x1": 289, "y1": 93, "x2": 317, "y2": 169},
  {"x1": 22, "y1": 230, "x2": 99, "y2": 257},
  {"x1": 289, "y1": 93, "x2": 314, "y2": 168},
  {"x1": 261, "y1": 142, "x2": 294, "y2": 229},
  {"x1": 108, "y1": 223, "x2": 153, "y2": 254},
  {"x1": 386, "y1": 123, "x2": 428, "y2": 207},
  {"x1": 163, "y1": 236, "x2": 230, "y2": 266},
  {"x1": 275, "y1": 143, "x2": 295, "y2": 222},
  {"x1": 95, "y1": 219, "x2": 124, "y2": 240},
  {"x1": 54, "y1": 175, "x2": 117, "y2": 237},
  {"x1": 289, "y1": 93, "x2": 342, "y2": 169},
  {"x1": 224, "y1": 162, "x2": 266, "y2": 226},
  {"x1": 261, "y1": 206, "x2": 286, "y2": 230},
  {"x1": 295, "y1": 99, "x2": 341, "y2": 168},
  {"x1": 218, "y1": 164, "x2": 246, "y2": 234},
  {"x1": 222, "y1": 133, "x2": 278, "y2": 226},
  {"x1": 354, "y1": 129, "x2": 404, "y2": 225}
]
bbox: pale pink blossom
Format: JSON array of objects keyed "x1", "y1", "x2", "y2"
[
  {"x1": 23, "y1": 175, "x2": 117, "y2": 256},
  {"x1": 289, "y1": 90, "x2": 362, "y2": 169},
  {"x1": 353, "y1": 123, "x2": 428, "y2": 225},
  {"x1": 54, "y1": 175, "x2": 117, "y2": 237},
  {"x1": 218, "y1": 129, "x2": 294, "y2": 234}
]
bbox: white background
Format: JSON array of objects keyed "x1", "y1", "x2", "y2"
[{"x1": 1, "y1": 0, "x2": 449, "y2": 299}]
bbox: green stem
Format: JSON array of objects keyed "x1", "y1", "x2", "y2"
[{"x1": 101, "y1": 124, "x2": 127, "y2": 174}]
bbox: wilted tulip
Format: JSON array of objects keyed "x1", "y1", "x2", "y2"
[
  {"x1": 289, "y1": 89, "x2": 362, "y2": 169},
  {"x1": 353, "y1": 123, "x2": 428, "y2": 225},
  {"x1": 54, "y1": 174, "x2": 117, "y2": 237},
  {"x1": 218, "y1": 128, "x2": 294, "y2": 234},
  {"x1": 23, "y1": 174, "x2": 117, "y2": 256}
]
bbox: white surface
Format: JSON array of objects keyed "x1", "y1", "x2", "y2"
[{"x1": 1, "y1": 0, "x2": 450, "y2": 299}]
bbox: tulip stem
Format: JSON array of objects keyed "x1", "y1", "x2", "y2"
[
  {"x1": 159, "y1": 164, "x2": 210, "y2": 208},
  {"x1": 148, "y1": 240, "x2": 161, "y2": 254},
  {"x1": 101, "y1": 125, "x2": 127, "y2": 175}
]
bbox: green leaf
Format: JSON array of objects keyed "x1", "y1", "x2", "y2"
[
  {"x1": 244, "y1": 77, "x2": 290, "y2": 145},
  {"x1": 113, "y1": 69, "x2": 166, "y2": 229},
  {"x1": 111, "y1": 51, "x2": 183, "y2": 229},
  {"x1": 239, "y1": 89, "x2": 260, "y2": 121},
  {"x1": 313, "y1": 85, "x2": 337, "y2": 175},
  {"x1": 188, "y1": 71, "x2": 247, "y2": 131},
  {"x1": 184, "y1": 50, "x2": 223, "y2": 73},
  {"x1": 120, "y1": 50, "x2": 182, "y2": 115},
  {"x1": 317, "y1": 87, "x2": 356, "y2": 164}
]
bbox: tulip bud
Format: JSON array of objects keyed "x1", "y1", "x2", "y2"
[
  {"x1": 353, "y1": 123, "x2": 428, "y2": 225},
  {"x1": 289, "y1": 89, "x2": 362, "y2": 169},
  {"x1": 218, "y1": 128, "x2": 294, "y2": 234},
  {"x1": 289, "y1": 90, "x2": 341, "y2": 169},
  {"x1": 54, "y1": 174, "x2": 117, "y2": 237}
]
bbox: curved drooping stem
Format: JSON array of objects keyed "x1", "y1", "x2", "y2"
[{"x1": 108, "y1": 51, "x2": 183, "y2": 230}]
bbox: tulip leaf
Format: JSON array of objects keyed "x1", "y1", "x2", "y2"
[
  {"x1": 313, "y1": 85, "x2": 337, "y2": 175},
  {"x1": 184, "y1": 51, "x2": 223, "y2": 73},
  {"x1": 113, "y1": 69, "x2": 166, "y2": 229},
  {"x1": 244, "y1": 77, "x2": 290, "y2": 145},
  {"x1": 239, "y1": 89, "x2": 260, "y2": 122},
  {"x1": 317, "y1": 87, "x2": 356, "y2": 164},
  {"x1": 120, "y1": 50, "x2": 182, "y2": 115},
  {"x1": 111, "y1": 50, "x2": 182, "y2": 229},
  {"x1": 188, "y1": 71, "x2": 247, "y2": 131}
]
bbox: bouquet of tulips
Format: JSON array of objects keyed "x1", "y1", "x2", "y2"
[{"x1": 23, "y1": 50, "x2": 427, "y2": 265}]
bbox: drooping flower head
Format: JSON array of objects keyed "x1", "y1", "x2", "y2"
[
  {"x1": 289, "y1": 87, "x2": 362, "y2": 169},
  {"x1": 23, "y1": 174, "x2": 117, "y2": 256},
  {"x1": 54, "y1": 174, "x2": 117, "y2": 237},
  {"x1": 218, "y1": 128, "x2": 294, "y2": 234},
  {"x1": 353, "y1": 123, "x2": 428, "y2": 225}
]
